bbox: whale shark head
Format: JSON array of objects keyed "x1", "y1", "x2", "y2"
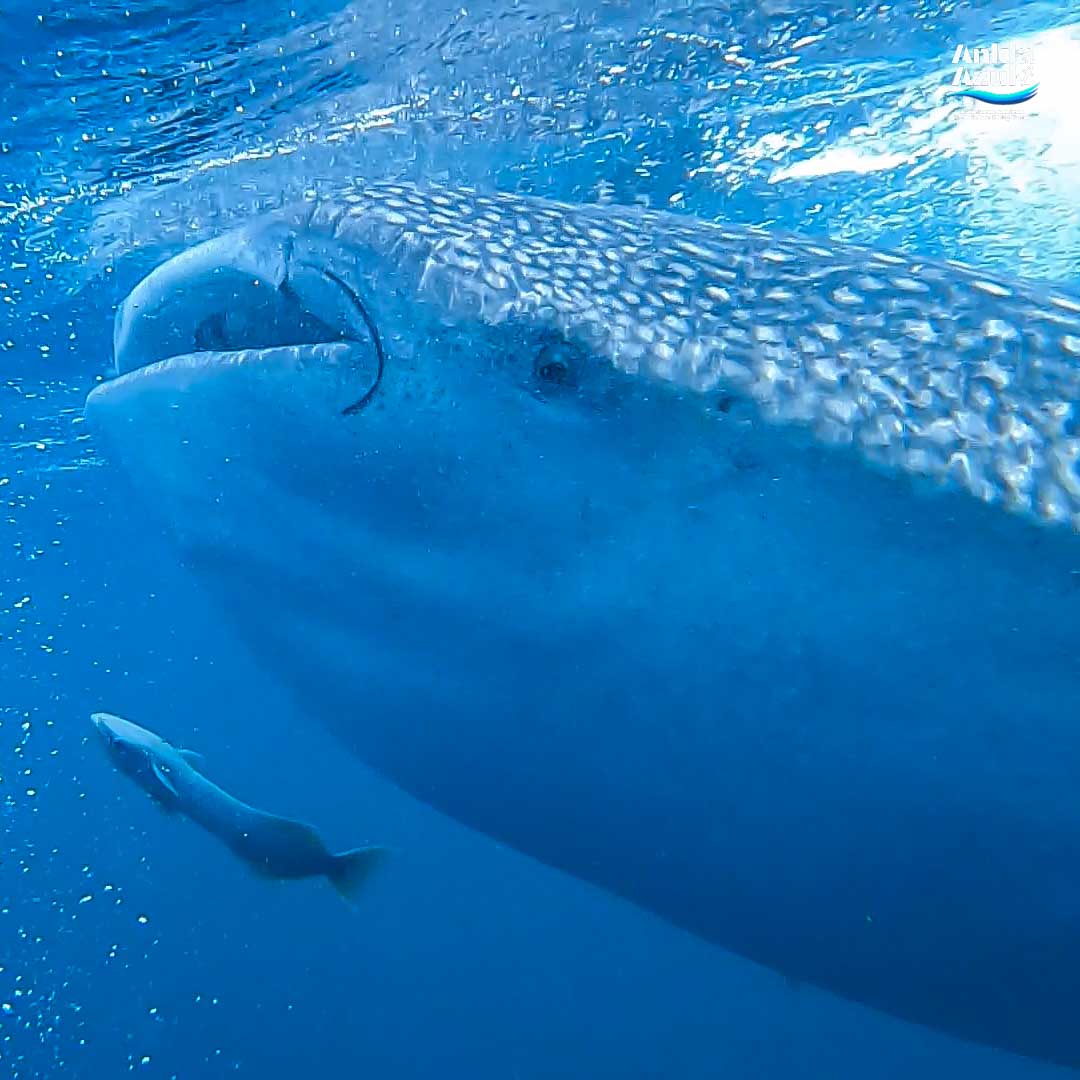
[
  {"x1": 88, "y1": 186, "x2": 725, "y2": 654},
  {"x1": 86, "y1": 182, "x2": 1080, "y2": 1069}
]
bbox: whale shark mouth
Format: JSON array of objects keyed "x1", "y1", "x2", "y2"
[{"x1": 92, "y1": 222, "x2": 384, "y2": 419}]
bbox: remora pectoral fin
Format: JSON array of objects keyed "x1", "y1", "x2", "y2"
[{"x1": 151, "y1": 760, "x2": 179, "y2": 798}]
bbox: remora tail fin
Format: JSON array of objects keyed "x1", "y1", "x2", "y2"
[{"x1": 327, "y1": 846, "x2": 386, "y2": 904}]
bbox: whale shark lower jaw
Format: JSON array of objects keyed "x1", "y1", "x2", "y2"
[{"x1": 86, "y1": 182, "x2": 1080, "y2": 1070}]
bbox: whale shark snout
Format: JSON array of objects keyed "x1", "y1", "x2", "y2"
[{"x1": 86, "y1": 181, "x2": 1080, "y2": 1069}]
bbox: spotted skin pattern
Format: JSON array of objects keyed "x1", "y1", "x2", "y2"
[{"x1": 305, "y1": 181, "x2": 1080, "y2": 531}]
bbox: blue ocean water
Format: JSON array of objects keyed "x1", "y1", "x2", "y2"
[{"x1": 3, "y1": 1, "x2": 1080, "y2": 1077}]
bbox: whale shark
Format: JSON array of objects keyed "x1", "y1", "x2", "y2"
[{"x1": 85, "y1": 182, "x2": 1080, "y2": 1068}]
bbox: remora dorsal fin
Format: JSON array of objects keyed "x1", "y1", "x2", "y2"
[{"x1": 178, "y1": 749, "x2": 207, "y2": 772}]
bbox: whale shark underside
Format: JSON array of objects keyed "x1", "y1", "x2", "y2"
[{"x1": 86, "y1": 182, "x2": 1080, "y2": 1068}]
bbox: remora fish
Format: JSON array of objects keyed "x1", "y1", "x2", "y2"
[
  {"x1": 86, "y1": 182, "x2": 1080, "y2": 1067},
  {"x1": 91, "y1": 711, "x2": 384, "y2": 901}
]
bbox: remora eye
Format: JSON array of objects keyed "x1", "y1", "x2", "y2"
[{"x1": 534, "y1": 342, "x2": 576, "y2": 387}]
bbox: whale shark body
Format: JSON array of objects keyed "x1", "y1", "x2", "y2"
[{"x1": 86, "y1": 182, "x2": 1080, "y2": 1068}]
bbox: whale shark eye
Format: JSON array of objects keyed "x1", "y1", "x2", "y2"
[{"x1": 534, "y1": 342, "x2": 577, "y2": 388}]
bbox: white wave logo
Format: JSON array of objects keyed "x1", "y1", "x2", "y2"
[{"x1": 950, "y1": 42, "x2": 1038, "y2": 106}]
